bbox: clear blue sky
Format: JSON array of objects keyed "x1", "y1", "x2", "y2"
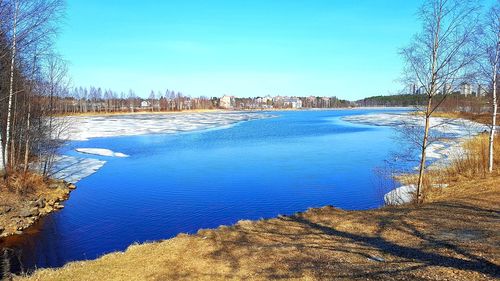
[{"x1": 57, "y1": 0, "x2": 424, "y2": 100}]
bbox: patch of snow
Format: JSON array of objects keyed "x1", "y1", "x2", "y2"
[
  {"x1": 384, "y1": 185, "x2": 416, "y2": 205},
  {"x1": 344, "y1": 112, "x2": 488, "y2": 165},
  {"x1": 59, "y1": 112, "x2": 273, "y2": 141},
  {"x1": 47, "y1": 155, "x2": 106, "y2": 183},
  {"x1": 426, "y1": 143, "x2": 446, "y2": 159},
  {"x1": 343, "y1": 113, "x2": 489, "y2": 138},
  {"x1": 76, "y1": 148, "x2": 129, "y2": 158}
]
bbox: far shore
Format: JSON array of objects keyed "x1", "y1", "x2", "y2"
[{"x1": 57, "y1": 106, "x2": 415, "y2": 117}]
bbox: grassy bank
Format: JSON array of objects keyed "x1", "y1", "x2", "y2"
[
  {"x1": 16, "y1": 134, "x2": 500, "y2": 280},
  {"x1": 395, "y1": 133, "x2": 500, "y2": 203}
]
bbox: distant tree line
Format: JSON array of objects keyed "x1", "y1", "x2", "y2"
[
  {"x1": 50, "y1": 87, "x2": 218, "y2": 114},
  {"x1": 356, "y1": 94, "x2": 427, "y2": 107},
  {"x1": 299, "y1": 96, "x2": 352, "y2": 108},
  {"x1": 50, "y1": 91, "x2": 352, "y2": 114},
  {"x1": 357, "y1": 93, "x2": 490, "y2": 114}
]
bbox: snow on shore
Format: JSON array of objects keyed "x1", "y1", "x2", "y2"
[
  {"x1": 343, "y1": 112, "x2": 489, "y2": 205},
  {"x1": 61, "y1": 112, "x2": 272, "y2": 141},
  {"x1": 76, "y1": 148, "x2": 129, "y2": 158},
  {"x1": 384, "y1": 185, "x2": 416, "y2": 205},
  {"x1": 343, "y1": 112, "x2": 488, "y2": 164},
  {"x1": 343, "y1": 113, "x2": 488, "y2": 137},
  {"x1": 47, "y1": 155, "x2": 106, "y2": 183}
]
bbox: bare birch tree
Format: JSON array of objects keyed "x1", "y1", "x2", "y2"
[
  {"x1": 40, "y1": 54, "x2": 69, "y2": 176},
  {"x1": 4, "y1": 0, "x2": 19, "y2": 169},
  {"x1": 478, "y1": 2, "x2": 500, "y2": 173},
  {"x1": 0, "y1": 0, "x2": 64, "y2": 174},
  {"x1": 400, "y1": 0, "x2": 480, "y2": 203}
]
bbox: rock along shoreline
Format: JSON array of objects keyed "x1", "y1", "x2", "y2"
[{"x1": 0, "y1": 179, "x2": 76, "y2": 238}]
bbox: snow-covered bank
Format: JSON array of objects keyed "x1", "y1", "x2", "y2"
[
  {"x1": 343, "y1": 112, "x2": 488, "y2": 166},
  {"x1": 343, "y1": 112, "x2": 489, "y2": 205},
  {"x1": 343, "y1": 113, "x2": 488, "y2": 137},
  {"x1": 61, "y1": 112, "x2": 272, "y2": 141},
  {"x1": 48, "y1": 155, "x2": 106, "y2": 183},
  {"x1": 76, "y1": 148, "x2": 129, "y2": 158},
  {"x1": 384, "y1": 185, "x2": 416, "y2": 205}
]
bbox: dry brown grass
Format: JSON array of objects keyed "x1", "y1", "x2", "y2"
[
  {"x1": 410, "y1": 110, "x2": 500, "y2": 126},
  {"x1": 444, "y1": 134, "x2": 500, "y2": 178},
  {"x1": 431, "y1": 111, "x2": 500, "y2": 126},
  {"x1": 1, "y1": 172, "x2": 47, "y2": 197}
]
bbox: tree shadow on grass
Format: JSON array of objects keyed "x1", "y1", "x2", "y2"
[
  {"x1": 203, "y1": 201, "x2": 499, "y2": 280},
  {"x1": 289, "y1": 215, "x2": 499, "y2": 278}
]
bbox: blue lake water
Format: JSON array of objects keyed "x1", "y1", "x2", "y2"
[{"x1": 2, "y1": 109, "x2": 407, "y2": 272}]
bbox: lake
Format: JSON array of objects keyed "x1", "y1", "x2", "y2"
[{"x1": 2, "y1": 109, "x2": 408, "y2": 272}]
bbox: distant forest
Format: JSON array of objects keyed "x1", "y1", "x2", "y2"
[
  {"x1": 357, "y1": 94, "x2": 427, "y2": 107},
  {"x1": 357, "y1": 94, "x2": 490, "y2": 113}
]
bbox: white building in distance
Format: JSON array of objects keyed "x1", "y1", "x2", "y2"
[
  {"x1": 442, "y1": 83, "x2": 452, "y2": 95},
  {"x1": 256, "y1": 95, "x2": 272, "y2": 104},
  {"x1": 460, "y1": 83, "x2": 472, "y2": 96},
  {"x1": 476, "y1": 84, "x2": 487, "y2": 97},
  {"x1": 220, "y1": 95, "x2": 235, "y2": 109},
  {"x1": 283, "y1": 97, "x2": 302, "y2": 109}
]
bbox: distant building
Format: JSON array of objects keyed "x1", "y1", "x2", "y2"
[
  {"x1": 141, "y1": 100, "x2": 150, "y2": 108},
  {"x1": 283, "y1": 97, "x2": 302, "y2": 109},
  {"x1": 408, "y1": 83, "x2": 417, "y2": 94},
  {"x1": 460, "y1": 83, "x2": 472, "y2": 96},
  {"x1": 416, "y1": 85, "x2": 426, "y2": 95},
  {"x1": 220, "y1": 95, "x2": 235, "y2": 109},
  {"x1": 257, "y1": 95, "x2": 272, "y2": 104},
  {"x1": 476, "y1": 84, "x2": 487, "y2": 97},
  {"x1": 442, "y1": 83, "x2": 452, "y2": 95}
]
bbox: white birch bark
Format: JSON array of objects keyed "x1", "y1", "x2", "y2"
[
  {"x1": 5, "y1": 0, "x2": 19, "y2": 169},
  {"x1": 489, "y1": 38, "x2": 499, "y2": 173}
]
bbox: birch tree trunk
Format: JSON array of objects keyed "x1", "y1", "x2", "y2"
[
  {"x1": 416, "y1": 95, "x2": 433, "y2": 203},
  {"x1": 23, "y1": 103, "x2": 31, "y2": 173},
  {"x1": 0, "y1": 129, "x2": 4, "y2": 172},
  {"x1": 489, "y1": 46, "x2": 498, "y2": 173},
  {"x1": 5, "y1": 0, "x2": 19, "y2": 170}
]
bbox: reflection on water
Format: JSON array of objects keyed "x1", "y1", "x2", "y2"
[{"x1": 1, "y1": 109, "x2": 405, "y2": 274}]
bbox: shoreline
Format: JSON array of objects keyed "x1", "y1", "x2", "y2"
[
  {"x1": 56, "y1": 106, "x2": 412, "y2": 118},
  {"x1": 0, "y1": 179, "x2": 76, "y2": 238}
]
